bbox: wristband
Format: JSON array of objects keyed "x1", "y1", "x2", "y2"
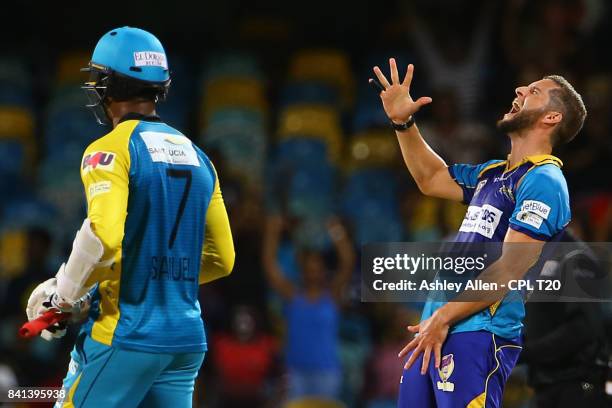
[{"x1": 391, "y1": 116, "x2": 415, "y2": 131}]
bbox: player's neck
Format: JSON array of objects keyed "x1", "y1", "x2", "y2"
[
  {"x1": 107, "y1": 100, "x2": 157, "y2": 128},
  {"x1": 507, "y1": 132, "x2": 552, "y2": 168}
]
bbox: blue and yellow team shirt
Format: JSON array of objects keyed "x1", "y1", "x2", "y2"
[
  {"x1": 421, "y1": 155, "x2": 571, "y2": 339},
  {"x1": 79, "y1": 114, "x2": 234, "y2": 353}
]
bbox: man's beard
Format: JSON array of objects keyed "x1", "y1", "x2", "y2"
[{"x1": 497, "y1": 107, "x2": 546, "y2": 134}]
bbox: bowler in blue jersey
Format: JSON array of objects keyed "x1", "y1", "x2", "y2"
[{"x1": 370, "y1": 59, "x2": 586, "y2": 407}]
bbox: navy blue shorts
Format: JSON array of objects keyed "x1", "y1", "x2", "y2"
[{"x1": 398, "y1": 331, "x2": 522, "y2": 408}]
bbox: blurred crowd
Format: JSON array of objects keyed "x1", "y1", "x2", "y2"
[{"x1": 1, "y1": 1, "x2": 611, "y2": 407}]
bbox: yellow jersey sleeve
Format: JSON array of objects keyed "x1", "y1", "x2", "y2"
[
  {"x1": 80, "y1": 121, "x2": 136, "y2": 266},
  {"x1": 199, "y1": 164, "x2": 235, "y2": 284}
]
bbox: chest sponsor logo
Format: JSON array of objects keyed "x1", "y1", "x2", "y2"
[
  {"x1": 140, "y1": 132, "x2": 200, "y2": 167},
  {"x1": 133, "y1": 51, "x2": 168, "y2": 68},
  {"x1": 499, "y1": 184, "x2": 515, "y2": 202},
  {"x1": 520, "y1": 200, "x2": 551, "y2": 219},
  {"x1": 474, "y1": 179, "x2": 487, "y2": 197},
  {"x1": 82, "y1": 151, "x2": 115, "y2": 173},
  {"x1": 459, "y1": 204, "x2": 503, "y2": 239}
]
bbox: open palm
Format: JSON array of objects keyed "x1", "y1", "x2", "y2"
[{"x1": 370, "y1": 59, "x2": 432, "y2": 124}]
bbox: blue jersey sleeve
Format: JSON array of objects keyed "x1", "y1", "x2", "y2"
[
  {"x1": 448, "y1": 160, "x2": 504, "y2": 204},
  {"x1": 509, "y1": 164, "x2": 571, "y2": 241}
]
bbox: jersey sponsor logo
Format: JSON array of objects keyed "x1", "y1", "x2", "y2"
[
  {"x1": 140, "y1": 132, "x2": 200, "y2": 167},
  {"x1": 88, "y1": 181, "x2": 112, "y2": 198},
  {"x1": 163, "y1": 135, "x2": 188, "y2": 145},
  {"x1": 459, "y1": 204, "x2": 503, "y2": 239},
  {"x1": 520, "y1": 200, "x2": 550, "y2": 219},
  {"x1": 68, "y1": 358, "x2": 79, "y2": 375},
  {"x1": 437, "y1": 354, "x2": 455, "y2": 392},
  {"x1": 499, "y1": 184, "x2": 515, "y2": 202},
  {"x1": 516, "y1": 210, "x2": 544, "y2": 229},
  {"x1": 133, "y1": 51, "x2": 167, "y2": 69},
  {"x1": 474, "y1": 179, "x2": 487, "y2": 197},
  {"x1": 82, "y1": 151, "x2": 116, "y2": 173}
]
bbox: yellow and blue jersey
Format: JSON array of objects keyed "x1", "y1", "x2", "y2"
[
  {"x1": 79, "y1": 114, "x2": 234, "y2": 353},
  {"x1": 421, "y1": 155, "x2": 571, "y2": 339}
]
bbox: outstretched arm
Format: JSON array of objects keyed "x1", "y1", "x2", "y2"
[
  {"x1": 328, "y1": 218, "x2": 355, "y2": 302},
  {"x1": 371, "y1": 59, "x2": 462, "y2": 202},
  {"x1": 262, "y1": 215, "x2": 297, "y2": 300}
]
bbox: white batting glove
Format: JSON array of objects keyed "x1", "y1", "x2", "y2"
[{"x1": 26, "y1": 277, "x2": 67, "y2": 341}]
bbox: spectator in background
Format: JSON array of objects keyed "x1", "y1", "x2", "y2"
[
  {"x1": 211, "y1": 305, "x2": 279, "y2": 408},
  {"x1": 263, "y1": 215, "x2": 354, "y2": 401},
  {"x1": 503, "y1": 0, "x2": 589, "y2": 74},
  {"x1": 560, "y1": 75, "x2": 612, "y2": 193},
  {"x1": 408, "y1": 0, "x2": 495, "y2": 118},
  {"x1": 418, "y1": 88, "x2": 499, "y2": 165},
  {"x1": 522, "y1": 229, "x2": 611, "y2": 407},
  {"x1": 364, "y1": 305, "x2": 419, "y2": 408}
]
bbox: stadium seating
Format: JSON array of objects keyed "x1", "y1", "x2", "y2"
[
  {"x1": 276, "y1": 138, "x2": 328, "y2": 172},
  {"x1": 0, "y1": 229, "x2": 26, "y2": 278},
  {"x1": 56, "y1": 52, "x2": 90, "y2": 85},
  {"x1": 198, "y1": 52, "x2": 269, "y2": 186},
  {"x1": 280, "y1": 82, "x2": 339, "y2": 108},
  {"x1": 202, "y1": 52, "x2": 262, "y2": 81},
  {"x1": 203, "y1": 108, "x2": 267, "y2": 184},
  {"x1": 285, "y1": 397, "x2": 346, "y2": 408},
  {"x1": 277, "y1": 104, "x2": 342, "y2": 164},
  {"x1": 287, "y1": 166, "x2": 335, "y2": 217},
  {"x1": 158, "y1": 55, "x2": 192, "y2": 132},
  {"x1": 200, "y1": 77, "x2": 268, "y2": 125},
  {"x1": 346, "y1": 129, "x2": 399, "y2": 170},
  {"x1": 340, "y1": 130, "x2": 404, "y2": 244},
  {"x1": 0, "y1": 107, "x2": 36, "y2": 182},
  {"x1": 288, "y1": 49, "x2": 355, "y2": 109},
  {"x1": 0, "y1": 58, "x2": 33, "y2": 108}
]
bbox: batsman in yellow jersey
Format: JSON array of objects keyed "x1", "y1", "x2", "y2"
[{"x1": 25, "y1": 26, "x2": 235, "y2": 407}]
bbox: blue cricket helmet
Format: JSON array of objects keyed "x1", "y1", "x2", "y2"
[
  {"x1": 91, "y1": 26, "x2": 170, "y2": 82},
  {"x1": 83, "y1": 27, "x2": 171, "y2": 125}
]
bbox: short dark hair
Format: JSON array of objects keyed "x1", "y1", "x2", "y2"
[
  {"x1": 543, "y1": 75, "x2": 587, "y2": 146},
  {"x1": 105, "y1": 74, "x2": 164, "y2": 102}
]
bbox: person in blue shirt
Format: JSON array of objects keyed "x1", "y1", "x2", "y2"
[
  {"x1": 262, "y1": 215, "x2": 354, "y2": 401},
  {"x1": 370, "y1": 59, "x2": 586, "y2": 407}
]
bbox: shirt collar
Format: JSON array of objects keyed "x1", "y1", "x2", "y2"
[
  {"x1": 505, "y1": 154, "x2": 563, "y2": 172},
  {"x1": 118, "y1": 112, "x2": 162, "y2": 124}
]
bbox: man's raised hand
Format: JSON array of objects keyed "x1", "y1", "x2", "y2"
[{"x1": 370, "y1": 58, "x2": 432, "y2": 124}]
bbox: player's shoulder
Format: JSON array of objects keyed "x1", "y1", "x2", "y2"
[
  {"x1": 193, "y1": 143, "x2": 217, "y2": 179},
  {"x1": 150, "y1": 121, "x2": 217, "y2": 178},
  {"x1": 80, "y1": 121, "x2": 145, "y2": 176},
  {"x1": 83, "y1": 120, "x2": 140, "y2": 155},
  {"x1": 477, "y1": 159, "x2": 506, "y2": 177},
  {"x1": 516, "y1": 160, "x2": 570, "y2": 215},
  {"x1": 522, "y1": 160, "x2": 568, "y2": 192}
]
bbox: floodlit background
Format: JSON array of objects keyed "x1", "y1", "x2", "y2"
[{"x1": 0, "y1": 1, "x2": 610, "y2": 407}]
